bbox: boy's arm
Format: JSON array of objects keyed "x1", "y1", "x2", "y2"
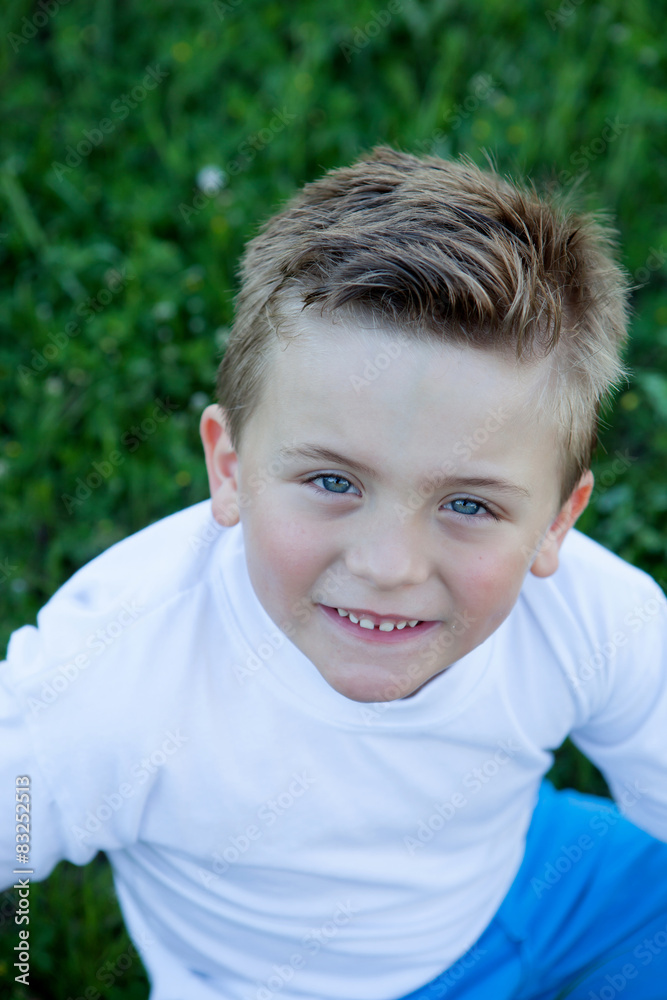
[
  {"x1": 568, "y1": 581, "x2": 667, "y2": 842},
  {"x1": 0, "y1": 664, "x2": 75, "y2": 891}
]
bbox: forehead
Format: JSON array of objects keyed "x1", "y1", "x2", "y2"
[
  {"x1": 264, "y1": 309, "x2": 554, "y2": 429},
  {"x1": 242, "y1": 311, "x2": 562, "y2": 504}
]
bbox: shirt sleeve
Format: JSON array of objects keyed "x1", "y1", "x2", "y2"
[
  {"x1": 568, "y1": 579, "x2": 667, "y2": 842},
  {"x1": 0, "y1": 653, "x2": 99, "y2": 892}
]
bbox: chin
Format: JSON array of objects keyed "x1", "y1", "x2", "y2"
[{"x1": 320, "y1": 669, "x2": 415, "y2": 703}]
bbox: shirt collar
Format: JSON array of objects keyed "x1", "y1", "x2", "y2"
[{"x1": 215, "y1": 520, "x2": 497, "y2": 731}]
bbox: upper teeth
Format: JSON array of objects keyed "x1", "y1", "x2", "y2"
[{"x1": 336, "y1": 608, "x2": 420, "y2": 631}]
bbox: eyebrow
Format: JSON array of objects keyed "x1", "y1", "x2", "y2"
[{"x1": 281, "y1": 444, "x2": 532, "y2": 500}]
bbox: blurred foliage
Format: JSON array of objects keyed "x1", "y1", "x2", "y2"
[
  {"x1": 0, "y1": 0, "x2": 666, "y2": 996},
  {"x1": 0, "y1": 855, "x2": 149, "y2": 999}
]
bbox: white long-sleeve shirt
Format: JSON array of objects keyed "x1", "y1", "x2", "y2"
[{"x1": 1, "y1": 499, "x2": 666, "y2": 1000}]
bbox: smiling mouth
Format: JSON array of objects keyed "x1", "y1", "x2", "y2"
[
  {"x1": 331, "y1": 606, "x2": 423, "y2": 631},
  {"x1": 319, "y1": 604, "x2": 440, "y2": 642}
]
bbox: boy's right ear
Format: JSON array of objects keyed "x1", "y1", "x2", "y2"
[{"x1": 199, "y1": 404, "x2": 241, "y2": 527}]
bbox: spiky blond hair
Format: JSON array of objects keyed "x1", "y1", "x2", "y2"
[{"x1": 216, "y1": 144, "x2": 631, "y2": 508}]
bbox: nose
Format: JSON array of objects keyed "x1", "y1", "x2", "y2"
[{"x1": 343, "y1": 507, "x2": 431, "y2": 591}]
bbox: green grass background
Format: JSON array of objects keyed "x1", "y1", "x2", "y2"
[{"x1": 1, "y1": 0, "x2": 666, "y2": 995}]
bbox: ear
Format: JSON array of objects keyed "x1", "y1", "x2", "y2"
[
  {"x1": 529, "y1": 469, "x2": 594, "y2": 578},
  {"x1": 199, "y1": 404, "x2": 241, "y2": 527}
]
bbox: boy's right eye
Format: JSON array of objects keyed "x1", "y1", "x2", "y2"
[{"x1": 303, "y1": 474, "x2": 360, "y2": 497}]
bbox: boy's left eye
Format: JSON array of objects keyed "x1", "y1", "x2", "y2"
[{"x1": 445, "y1": 498, "x2": 497, "y2": 519}]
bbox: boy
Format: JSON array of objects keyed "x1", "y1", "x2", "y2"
[{"x1": 2, "y1": 145, "x2": 667, "y2": 1000}]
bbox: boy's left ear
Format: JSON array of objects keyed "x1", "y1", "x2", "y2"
[{"x1": 529, "y1": 469, "x2": 594, "y2": 578}]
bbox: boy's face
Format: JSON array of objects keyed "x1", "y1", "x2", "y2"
[{"x1": 201, "y1": 313, "x2": 593, "y2": 703}]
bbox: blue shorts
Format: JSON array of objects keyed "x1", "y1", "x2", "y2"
[{"x1": 398, "y1": 779, "x2": 667, "y2": 1000}]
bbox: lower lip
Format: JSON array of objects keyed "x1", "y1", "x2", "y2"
[{"x1": 319, "y1": 604, "x2": 441, "y2": 644}]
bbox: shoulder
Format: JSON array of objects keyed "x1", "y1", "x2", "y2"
[
  {"x1": 559, "y1": 527, "x2": 659, "y2": 587},
  {"x1": 525, "y1": 527, "x2": 663, "y2": 619},
  {"x1": 517, "y1": 527, "x2": 665, "y2": 707},
  {"x1": 555, "y1": 527, "x2": 663, "y2": 613},
  {"x1": 0, "y1": 501, "x2": 232, "y2": 854},
  {"x1": 45, "y1": 499, "x2": 223, "y2": 618},
  {"x1": 519, "y1": 527, "x2": 665, "y2": 648},
  {"x1": 2, "y1": 500, "x2": 236, "y2": 772},
  {"x1": 4, "y1": 500, "x2": 232, "y2": 685},
  {"x1": 491, "y1": 529, "x2": 666, "y2": 737}
]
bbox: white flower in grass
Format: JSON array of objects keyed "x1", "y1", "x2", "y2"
[{"x1": 196, "y1": 165, "x2": 227, "y2": 196}]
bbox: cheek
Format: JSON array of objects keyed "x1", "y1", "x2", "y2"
[
  {"x1": 246, "y1": 503, "x2": 325, "y2": 587},
  {"x1": 456, "y1": 546, "x2": 525, "y2": 607}
]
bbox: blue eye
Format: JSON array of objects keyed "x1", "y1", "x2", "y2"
[
  {"x1": 449, "y1": 499, "x2": 484, "y2": 516},
  {"x1": 306, "y1": 475, "x2": 359, "y2": 495},
  {"x1": 445, "y1": 498, "x2": 499, "y2": 521},
  {"x1": 304, "y1": 477, "x2": 499, "y2": 521}
]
